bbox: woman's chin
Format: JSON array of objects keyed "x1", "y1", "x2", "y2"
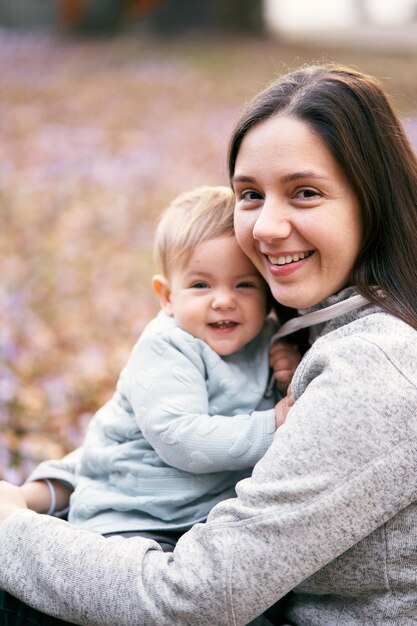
[{"x1": 270, "y1": 287, "x2": 322, "y2": 311}]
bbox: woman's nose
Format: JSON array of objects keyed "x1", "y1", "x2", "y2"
[{"x1": 252, "y1": 201, "x2": 292, "y2": 242}]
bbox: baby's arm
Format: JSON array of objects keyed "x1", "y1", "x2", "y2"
[
  {"x1": 126, "y1": 336, "x2": 277, "y2": 474},
  {"x1": 18, "y1": 446, "x2": 82, "y2": 515},
  {"x1": 269, "y1": 340, "x2": 302, "y2": 395},
  {"x1": 19, "y1": 479, "x2": 72, "y2": 514}
]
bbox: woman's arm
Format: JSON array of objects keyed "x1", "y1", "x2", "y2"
[{"x1": 0, "y1": 332, "x2": 416, "y2": 626}]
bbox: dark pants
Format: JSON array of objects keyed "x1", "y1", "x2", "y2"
[{"x1": 0, "y1": 590, "x2": 71, "y2": 625}]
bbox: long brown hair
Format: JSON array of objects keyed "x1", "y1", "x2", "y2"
[{"x1": 228, "y1": 64, "x2": 417, "y2": 329}]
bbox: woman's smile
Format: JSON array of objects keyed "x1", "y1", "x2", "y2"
[
  {"x1": 266, "y1": 250, "x2": 314, "y2": 266},
  {"x1": 264, "y1": 250, "x2": 316, "y2": 277}
]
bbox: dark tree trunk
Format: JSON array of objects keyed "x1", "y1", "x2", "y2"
[
  {"x1": 72, "y1": 0, "x2": 131, "y2": 35},
  {"x1": 149, "y1": 0, "x2": 264, "y2": 35},
  {"x1": 56, "y1": 0, "x2": 264, "y2": 37}
]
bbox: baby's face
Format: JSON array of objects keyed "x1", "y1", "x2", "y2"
[{"x1": 166, "y1": 236, "x2": 268, "y2": 356}]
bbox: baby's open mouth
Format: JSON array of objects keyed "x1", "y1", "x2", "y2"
[{"x1": 209, "y1": 321, "x2": 238, "y2": 328}]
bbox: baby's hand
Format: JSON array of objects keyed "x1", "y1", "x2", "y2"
[
  {"x1": 274, "y1": 385, "x2": 295, "y2": 428},
  {"x1": 0, "y1": 480, "x2": 28, "y2": 523},
  {"x1": 269, "y1": 340, "x2": 302, "y2": 394}
]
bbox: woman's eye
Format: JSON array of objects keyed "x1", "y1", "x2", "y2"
[
  {"x1": 295, "y1": 188, "x2": 320, "y2": 200},
  {"x1": 239, "y1": 189, "x2": 263, "y2": 202}
]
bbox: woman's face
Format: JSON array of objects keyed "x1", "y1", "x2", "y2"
[{"x1": 232, "y1": 115, "x2": 363, "y2": 310}]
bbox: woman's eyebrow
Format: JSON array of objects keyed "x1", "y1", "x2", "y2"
[
  {"x1": 280, "y1": 171, "x2": 331, "y2": 183},
  {"x1": 232, "y1": 172, "x2": 331, "y2": 185},
  {"x1": 230, "y1": 175, "x2": 256, "y2": 185}
]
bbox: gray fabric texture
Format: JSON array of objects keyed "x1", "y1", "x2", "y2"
[{"x1": 0, "y1": 287, "x2": 416, "y2": 625}]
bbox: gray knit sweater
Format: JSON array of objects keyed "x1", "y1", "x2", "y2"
[{"x1": 0, "y1": 287, "x2": 416, "y2": 626}]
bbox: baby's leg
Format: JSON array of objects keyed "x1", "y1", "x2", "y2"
[{"x1": 103, "y1": 529, "x2": 186, "y2": 552}]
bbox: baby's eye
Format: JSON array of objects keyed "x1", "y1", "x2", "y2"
[
  {"x1": 190, "y1": 281, "x2": 209, "y2": 289},
  {"x1": 237, "y1": 281, "x2": 256, "y2": 289}
]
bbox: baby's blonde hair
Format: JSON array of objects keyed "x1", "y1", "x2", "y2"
[{"x1": 154, "y1": 185, "x2": 235, "y2": 276}]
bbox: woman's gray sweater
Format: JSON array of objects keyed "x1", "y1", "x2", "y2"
[{"x1": 0, "y1": 287, "x2": 416, "y2": 626}]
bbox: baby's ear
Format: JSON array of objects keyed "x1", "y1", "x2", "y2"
[{"x1": 152, "y1": 275, "x2": 173, "y2": 315}]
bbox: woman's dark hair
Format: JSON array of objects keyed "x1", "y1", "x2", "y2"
[{"x1": 228, "y1": 64, "x2": 417, "y2": 329}]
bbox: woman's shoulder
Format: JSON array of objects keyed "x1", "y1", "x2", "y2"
[
  {"x1": 328, "y1": 309, "x2": 416, "y2": 354},
  {"x1": 296, "y1": 309, "x2": 417, "y2": 392},
  {"x1": 317, "y1": 305, "x2": 415, "y2": 349}
]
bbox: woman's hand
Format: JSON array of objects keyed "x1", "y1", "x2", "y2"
[{"x1": 0, "y1": 481, "x2": 28, "y2": 523}]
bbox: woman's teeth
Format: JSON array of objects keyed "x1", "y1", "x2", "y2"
[{"x1": 267, "y1": 251, "x2": 312, "y2": 266}]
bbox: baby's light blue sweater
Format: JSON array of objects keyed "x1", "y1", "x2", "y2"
[{"x1": 31, "y1": 312, "x2": 277, "y2": 534}]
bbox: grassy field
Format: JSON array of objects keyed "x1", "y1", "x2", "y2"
[{"x1": 1, "y1": 29, "x2": 417, "y2": 481}]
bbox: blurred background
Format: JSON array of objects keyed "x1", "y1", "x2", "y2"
[{"x1": 1, "y1": 0, "x2": 417, "y2": 483}]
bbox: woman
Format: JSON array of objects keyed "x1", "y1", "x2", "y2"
[{"x1": 0, "y1": 64, "x2": 416, "y2": 625}]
